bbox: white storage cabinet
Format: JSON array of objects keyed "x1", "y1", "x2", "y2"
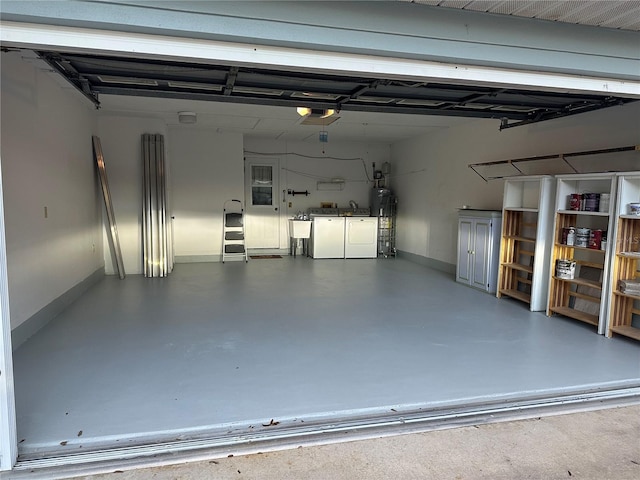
[{"x1": 457, "y1": 211, "x2": 502, "y2": 293}]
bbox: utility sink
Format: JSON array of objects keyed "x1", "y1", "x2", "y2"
[{"x1": 289, "y1": 219, "x2": 312, "y2": 238}]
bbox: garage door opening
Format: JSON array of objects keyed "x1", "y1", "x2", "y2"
[{"x1": 1, "y1": 14, "x2": 639, "y2": 473}]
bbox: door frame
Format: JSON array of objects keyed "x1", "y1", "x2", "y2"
[{"x1": 0, "y1": 155, "x2": 17, "y2": 471}]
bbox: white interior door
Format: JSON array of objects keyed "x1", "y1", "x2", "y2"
[{"x1": 245, "y1": 159, "x2": 280, "y2": 249}]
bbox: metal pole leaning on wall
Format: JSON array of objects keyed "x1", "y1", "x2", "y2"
[
  {"x1": 142, "y1": 135, "x2": 151, "y2": 277},
  {"x1": 142, "y1": 134, "x2": 172, "y2": 278},
  {"x1": 92, "y1": 136, "x2": 126, "y2": 280}
]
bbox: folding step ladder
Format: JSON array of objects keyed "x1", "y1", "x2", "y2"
[{"x1": 222, "y1": 199, "x2": 248, "y2": 263}]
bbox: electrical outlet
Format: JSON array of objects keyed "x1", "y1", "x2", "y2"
[
  {"x1": 288, "y1": 202, "x2": 292, "y2": 208},
  {"x1": 44, "y1": 206, "x2": 48, "y2": 218}
]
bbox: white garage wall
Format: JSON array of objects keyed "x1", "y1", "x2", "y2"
[
  {"x1": 0, "y1": 52, "x2": 103, "y2": 331},
  {"x1": 169, "y1": 135, "x2": 389, "y2": 259},
  {"x1": 93, "y1": 126, "x2": 386, "y2": 265},
  {"x1": 244, "y1": 137, "x2": 391, "y2": 231},
  {"x1": 391, "y1": 102, "x2": 640, "y2": 269},
  {"x1": 96, "y1": 115, "x2": 169, "y2": 275},
  {"x1": 92, "y1": 120, "x2": 245, "y2": 267},
  {"x1": 169, "y1": 127, "x2": 244, "y2": 261}
]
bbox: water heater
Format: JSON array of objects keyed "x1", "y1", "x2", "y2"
[{"x1": 370, "y1": 187, "x2": 394, "y2": 217}]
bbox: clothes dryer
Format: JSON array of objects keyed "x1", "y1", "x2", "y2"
[{"x1": 344, "y1": 217, "x2": 378, "y2": 258}]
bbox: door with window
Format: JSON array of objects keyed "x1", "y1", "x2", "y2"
[{"x1": 245, "y1": 159, "x2": 280, "y2": 249}]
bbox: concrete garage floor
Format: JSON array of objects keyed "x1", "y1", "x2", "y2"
[
  {"x1": 10, "y1": 257, "x2": 640, "y2": 467},
  {"x1": 72, "y1": 405, "x2": 640, "y2": 480}
]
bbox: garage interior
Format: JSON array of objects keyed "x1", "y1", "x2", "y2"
[{"x1": 1, "y1": 0, "x2": 640, "y2": 474}]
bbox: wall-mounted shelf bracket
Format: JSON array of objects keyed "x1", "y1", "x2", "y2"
[{"x1": 317, "y1": 181, "x2": 345, "y2": 191}]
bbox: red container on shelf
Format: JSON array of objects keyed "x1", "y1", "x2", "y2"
[
  {"x1": 589, "y1": 229, "x2": 603, "y2": 249},
  {"x1": 569, "y1": 194, "x2": 582, "y2": 210}
]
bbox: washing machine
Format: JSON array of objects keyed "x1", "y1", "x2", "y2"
[
  {"x1": 309, "y1": 209, "x2": 345, "y2": 258},
  {"x1": 344, "y1": 216, "x2": 378, "y2": 258}
]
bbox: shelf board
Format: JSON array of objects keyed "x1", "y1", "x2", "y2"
[
  {"x1": 550, "y1": 306, "x2": 599, "y2": 326},
  {"x1": 499, "y1": 289, "x2": 531, "y2": 304},
  {"x1": 614, "y1": 290, "x2": 640, "y2": 300},
  {"x1": 504, "y1": 207, "x2": 539, "y2": 212},
  {"x1": 557, "y1": 210, "x2": 609, "y2": 217},
  {"x1": 618, "y1": 252, "x2": 640, "y2": 259},
  {"x1": 554, "y1": 243, "x2": 606, "y2": 254},
  {"x1": 505, "y1": 235, "x2": 536, "y2": 243},
  {"x1": 552, "y1": 276, "x2": 602, "y2": 289},
  {"x1": 610, "y1": 325, "x2": 640, "y2": 341},
  {"x1": 620, "y1": 215, "x2": 640, "y2": 220},
  {"x1": 317, "y1": 181, "x2": 344, "y2": 191},
  {"x1": 502, "y1": 263, "x2": 533, "y2": 274}
]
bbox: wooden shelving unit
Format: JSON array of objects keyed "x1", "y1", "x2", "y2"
[
  {"x1": 547, "y1": 174, "x2": 617, "y2": 334},
  {"x1": 607, "y1": 172, "x2": 640, "y2": 341},
  {"x1": 497, "y1": 176, "x2": 555, "y2": 311}
]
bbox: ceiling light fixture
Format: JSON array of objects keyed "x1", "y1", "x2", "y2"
[
  {"x1": 178, "y1": 111, "x2": 197, "y2": 124},
  {"x1": 296, "y1": 107, "x2": 336, "y2": 118}
]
